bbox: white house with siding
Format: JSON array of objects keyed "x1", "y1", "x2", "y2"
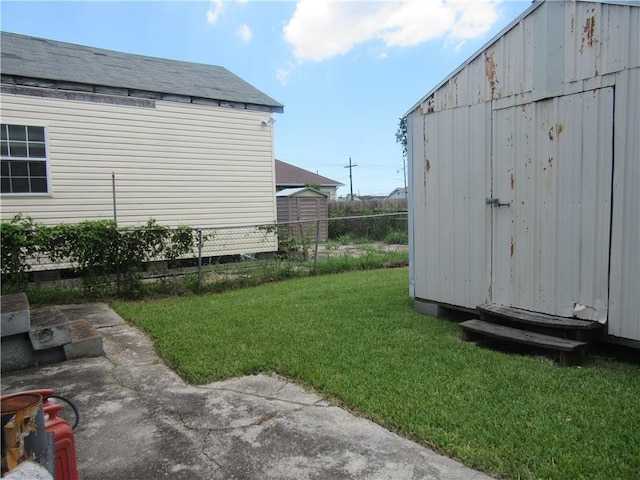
[
  {"x1": 0, "y1": 32, "x2": 283, "y2": 256},
  {"x1": 406, "y1": 0, "x2": 639, "y2": 347}
]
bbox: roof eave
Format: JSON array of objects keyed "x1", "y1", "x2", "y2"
[
  {"x1": 277, "y1": 182, "x2": 344, "y2": 187},
  {"x1": 1, "y1": 74, "x2": 284, "y2": 112}
]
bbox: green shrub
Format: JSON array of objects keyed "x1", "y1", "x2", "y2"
[
  {"x1": 383, "y1": 231, "x2": 408, "y2": 245},
  {"x1": 328, "y1": 213, "x2": 408, "y2": 242},
  {"x1": 0, "y1": 216, "x2": 195, "y2": 296},
  {"x1": 0, "y1": 214, "x2": 40, "y2": 291}
]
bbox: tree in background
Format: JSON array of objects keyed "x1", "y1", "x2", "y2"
[{"x1": 395, "y1": 117, "x2": 408, "y2": 198}]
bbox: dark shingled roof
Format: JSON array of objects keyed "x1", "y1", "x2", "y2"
[
  {"x1": 0, "y1": 31, "x2": 283, "y2": 111},
  {"x1": 275, "y1": 159, "x2": 343, "y2": 187}
]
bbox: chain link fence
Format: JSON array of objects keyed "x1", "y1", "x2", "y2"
[
  {"x1": 177, "y1": 212, "x2": 408, "y2": 290},
  {"x1": 10, "y1": 212, "x2": 408, "y2": 293}
]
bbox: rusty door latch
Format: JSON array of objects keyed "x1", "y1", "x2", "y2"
[{"x1": 485, "y1": 197, "x2": 510, "y2": 207}]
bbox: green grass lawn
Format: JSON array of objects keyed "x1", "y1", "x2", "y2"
[{"x1": 113, "y1": 268, "x2": 640, "y2": 480}]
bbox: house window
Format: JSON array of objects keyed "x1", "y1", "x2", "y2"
[{"x1": 1, "y1": 124, "x2": 49, "y2": 194}]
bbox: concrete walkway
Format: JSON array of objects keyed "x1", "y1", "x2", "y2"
[{"x1": 1, "y1": 303, "x2": 494, "y2": 480}]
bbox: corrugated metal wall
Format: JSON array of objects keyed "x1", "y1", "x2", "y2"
[
  {"x1": 608, "y1": 66, "x2": 640, "y2": 342},
  {"x1": 410, "y1": 102, "x2": 490, "y2": 308},
  {"x1": 416, "y1": 1, "x2": 640, "y2": 114},
  {"x1": 563, "y1": 1, "x2": 640, "y2": 82},
  {"x1": 491, "y1": 87, "x2": 613, "y2": 322},
  {"x1": 409, "y1": 0, "x2": 640, "y2": 342}
]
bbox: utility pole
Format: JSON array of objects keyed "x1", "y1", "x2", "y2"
[{"x1": 344, "y1": 156, "x2": 357, "y2": 200}]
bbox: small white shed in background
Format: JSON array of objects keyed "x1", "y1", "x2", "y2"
[
  {"x1": 406, "y1": 0, "x2": 639, "y2": 347},
  {"x1": 276, "y1": 187, "x2": 329, "y2": 242}
]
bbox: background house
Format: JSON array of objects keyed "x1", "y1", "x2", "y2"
[
  {"x1": 385, "y1": 187, "x2": 408, "y2": 200},
  {"x1": 275, "y1": 159, "x2": 343, "y2": 201},
  {"x1": 406, "y1": 0, "x2": 639, "y2": 347},
  {"x1": 0, "y1": 32, "x2": 284, "y2": 258}
]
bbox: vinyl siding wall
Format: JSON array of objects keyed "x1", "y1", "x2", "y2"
[{"x1": 1, "y1": 93, "x2": 277, "y2": 229}]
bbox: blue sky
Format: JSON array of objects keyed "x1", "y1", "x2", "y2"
[{"x1": 1, "y1": 0, "x2": 531, "y2": 197}]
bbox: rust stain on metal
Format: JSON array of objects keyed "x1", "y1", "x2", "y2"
[
  {"x1": 484, "y1": 52, "x2": 498, "y2": 98},
  {"x1": 421, "y1": 95, "x2": 435, "y2": 115},
  {"x1": 1, "y1": 394, "x2": 45, "y2": 473},
  {"x1": 510, "y1": 239, "x2": 515, "y2": 258},
  {"x1": 547, "y1": 124, "x2": 563, "y2": 141},
  {"x1": 426, "y1": 159, "x2": 431, "y2": 173},
  {"x1": 510, "y1": 173, "x2": 515, "y2": 190},
  {"x1": 583, "y1": 15, "x2": 596, "y2": 47},
  {"x1": 423, "y1": 122, "x2": 428, "y2": 194},
  {"x1": 453, "y1": 76, "x2": 459, "y2": 106}
]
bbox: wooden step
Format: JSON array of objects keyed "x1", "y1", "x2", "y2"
[
  {"x1": 459, "y1": 319, "x2": 588, "y2": 365},
  {"x1": 478, "y1": 303, "x2": 602, "y2": 330}
]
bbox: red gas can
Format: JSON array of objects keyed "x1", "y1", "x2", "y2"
[{"x1": 43, "y1": 402, "x2": 78, "y2": 480}]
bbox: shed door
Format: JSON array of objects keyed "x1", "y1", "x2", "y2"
[{"x1": 490, "y1": 87, "x2": 614, "y2": 322}]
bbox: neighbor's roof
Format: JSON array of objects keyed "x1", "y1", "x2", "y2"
[
  {"x1": 0, "y1": 31, "x2": 283, "y2": 112},
  {"x1": 275, "y1": 160, "x2": 344, "y2": 187},
  {"x1": 385, "y1": 187, "x2": 408, "y2": 199},
  {"x1": 276, "y1": 187, "x2": 328, "y2": 197}
]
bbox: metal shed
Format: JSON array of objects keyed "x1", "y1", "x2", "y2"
[
  {"x1": 406, "y1": 0, "x2": 639, "y2": 347},
  {"x1": 276, "y1": 187, "x2": 329, "y2": 242}
]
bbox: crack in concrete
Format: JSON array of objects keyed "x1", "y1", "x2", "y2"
[
  {"x1": 173, "y1": 402, "x2": 311, "y2": 440},
  {"x1": 274, "y1": 380, "x2": 287, "y2": 396},
  {"x1": 170, "y1": 408, "x2": 225, "y2": 477},
  {"x1": 104, "y1": 354, "x2": 141, "y2": 395},
  {"x1": 105, "y1": 359, "x2": 151, "y2": 402},
  {"x1": 199, "y1": 384, "x2": 332, "y2": 409},
  {"x1": 201, "y1": 430, "x2": 224, "y2": 469}
]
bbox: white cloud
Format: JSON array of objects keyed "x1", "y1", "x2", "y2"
[
  {"x1": 206, "y1": 0, "x2": 224, "y2": 25},
  {"x1": 276, "y1": 61, "x2": 298, "y2": 86},
  {"x1": 237, "y1": 23, "x2": 252, "y2": 42},
  {"x1": 283, "y1": 0, "x2": 501, "y2": 62}
]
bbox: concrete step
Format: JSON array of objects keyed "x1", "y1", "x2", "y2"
[
  {"x1": 28, "y1": 306, "x2": 73, "y2": 350},
  {"x1": 1, "y1": 334, "x2": 66, "y2": 372},
  {"x1": 1, "y1": 294, "x2": 106, "y2": 371},
  {"x1": 64, "y1": 319, "x2": 104, "y2": 360},
  {"x1": 1, "y1": 292, "x2": 30, "y2": 337}
]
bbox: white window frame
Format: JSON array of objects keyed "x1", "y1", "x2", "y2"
[{"x1": 1, "y1": 124, "x2": 51, "y2": 196}]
